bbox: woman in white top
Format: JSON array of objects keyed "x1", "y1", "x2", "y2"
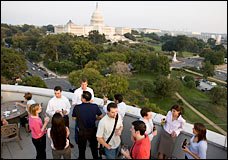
[
  {"x1": 158, "y1": 104, "x2": 186, "y2": 159},
  {"x1": 182, "y1": 123, "x2": 207, "y2": 159},
  {"x1": 47, "y1": 113, "x2": 71, "y2": 159},
  {"x1": 139, "y1": 107, "x2": 157, "y2": 141},
  {"x1": 15, "y1": 92, "x2": 36, "y2": 127},
  {"x1": 15, "y1": 92, "x2": 36, "y2": 113}
]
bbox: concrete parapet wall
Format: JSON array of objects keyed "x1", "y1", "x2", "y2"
[{"x1": 1, "y1": 84, "x2": 227, "y2": 159}]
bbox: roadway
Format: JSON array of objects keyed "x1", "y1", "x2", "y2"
[{"x1": 26, "y1": 60, "x2": 73, "y2": 92}]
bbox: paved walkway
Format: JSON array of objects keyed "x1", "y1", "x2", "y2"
[{"x1": 175, "y1": 92, "x2": 227, "y2": 136}]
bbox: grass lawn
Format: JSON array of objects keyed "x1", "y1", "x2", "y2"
[
  {"x1": 146, "y1": 43, "x2": 162, "y2": 53},
  {"x1": 181, "y1": 51, "x2": 196, "y2": 57},
  {"x1": 178, "y1": 85, "x2": 227, "y2": 133},
  {"x1": 128, "y1": 72, "x2": 227, "y2": 134}
]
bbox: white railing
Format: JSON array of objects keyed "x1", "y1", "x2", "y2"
[{"x1": 1, "y1": 84, "x2": 227, "y2": 159}]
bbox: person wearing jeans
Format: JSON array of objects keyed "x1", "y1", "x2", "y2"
[
  {"x1": 104, "y1": 145, "x2": 121, "y2": 159},
  {"x1": 97, "y1": 103, "x2": 123, "y2": 159}
]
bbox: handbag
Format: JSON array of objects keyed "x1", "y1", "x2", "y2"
[{"x1": 99, "y1": 114, "x2": 119, "y2": 158}]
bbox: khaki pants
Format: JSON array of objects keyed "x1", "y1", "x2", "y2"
[{"x1": 52, "y1": 145, "x2": 71, "y2": 159}]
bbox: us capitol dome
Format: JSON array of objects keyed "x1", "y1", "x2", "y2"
[
  {"x1": 54, "y1": 3, "x2": 133, "y2": 42},
  {"x1": 90, "y1": 3, "x2": 104, "y2": 27}
]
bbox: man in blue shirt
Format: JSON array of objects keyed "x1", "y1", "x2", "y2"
[{"x1": 72, "y1": 91, "x2": 103, "y2": 159}]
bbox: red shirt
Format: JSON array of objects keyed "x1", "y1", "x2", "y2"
[{"x1": 130, "y1": 134, "x2": 151, "y2": 159}]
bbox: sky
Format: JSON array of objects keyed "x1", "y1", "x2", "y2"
[{"x1": 1, "y1": 1, "x2": 227, "y2": 34}]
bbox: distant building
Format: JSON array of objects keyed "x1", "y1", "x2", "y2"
[
  {"x1": 54, "y1": 3, "x2": 131, "y2": 42},
  {"x1": 216, "y1": 35, "x2": 222, "y2": 45},
  {"x1": 137, "y1": 28, "x2": 161, "y2": 34}
]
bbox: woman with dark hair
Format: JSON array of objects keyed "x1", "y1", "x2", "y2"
[
  {"x1": 47, "y1": 113, "x2": 71, "y2": 159},
  {"x1": 158, "y1": 104, "x2": 186, "y2": 159},
  {"x1": 182, "y1": 123, "x2": 208, "y2": 159}
]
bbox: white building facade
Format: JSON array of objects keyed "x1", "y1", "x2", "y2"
[{"x1": 54, "y1": 3, "x2": 131, "y2": 42}]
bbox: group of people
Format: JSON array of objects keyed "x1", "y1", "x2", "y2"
[{"x1": 1, "y1": 78, "x2": 208, "y2": 159}]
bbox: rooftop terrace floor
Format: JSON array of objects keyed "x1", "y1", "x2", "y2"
[{"x1": 1, "y1": 125, "x2": 104, "y2": 159}]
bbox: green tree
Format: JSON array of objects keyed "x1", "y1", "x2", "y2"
[
  {"x1": 24, "y1": 28, "x2": 43, "y2": 51},
  {"x1": 186, "y1": 80, "x2": 196, "y2": 89},
  {"x1": 85, "y1": 60, "x2": 107, "y2": 74},
  {"x1": 136, "y1": 80, "x2": 155, "y2": 97},
  {"x1": 145, "y1": 102, "x2": 167, "y2": 115},
  {"x1": 209, "y1": 87, "x2": 227, "y2": 105},
  {"x1": 124, "y1": 90, "x2": 146, "y2": 105},
  {"x1": 56, "y1": 33, "x2": 75, "y2": 60},
  {"x1": 98, "y1": 52, "x2": 127, "y2": 66},
  {"x1": 131, "y1": 30, "x2": 140, "y2": 35},
  {"x1": 88, "y1": 30, "x2": 106, "y2": 44},
  {"x1": 1, "y1": 47, "x2": 27, "y2": 81},
  {"x1": 68, "y1": 68, "x2": 103, "y2": 89},
  {"x1": 207, "y1": 38, "x2": 216, "y2": 48},
  {"x1": 154, "y1": 75, "x2": 180, "y2": 98},
  {"x1": 72, "y1": 39, "x2": 94, "y2": 69},
  {"x1": 38, "y1": 34, "x2": 60, "y2": 61},
  {"x1": 12, "y1": 33, "x2": 28, "y2": 52},
  {"x1": 128, "y1": 51, "x2": 150, "y2": 73},
  {"x1": 94, "y1": 75, "x2": 129, "y2": 100},
  {"x1": 124, "y1": 33, "x2": 136, "y2": 41},
  {"x1": 20, "y1": 76, "x2": 47, "y2": 88},
  {"x1": 26, "y1": 51, "x2": 42, "y2": 63},
  {"x1": 183, "y1": 75, "x2": 195, "y2": 82},
  {"x1": 200, "y1": 61, "x2": 215, "y2": 79},
  {"x1": 153, "y1": 55, "x2": 170, "y2": 76}
]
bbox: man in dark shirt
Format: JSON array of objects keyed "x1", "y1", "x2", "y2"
[{"x1": 72, "y1": 91, "x2": 103, "y2": 159}]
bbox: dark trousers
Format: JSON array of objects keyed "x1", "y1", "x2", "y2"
[
  {"x1": 78, "y1": 127, "x2": 98, "y2": 159},
  {"x1": 32, "y1": 134, "x2": 46, "y2": 159}
]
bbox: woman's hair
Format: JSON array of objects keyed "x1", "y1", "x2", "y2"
[
  {"x1": 24, "y1": 92, "x2": 32, "y2": 101},
  {"x1": 140, "y1": 107, "x2": 152, "y2": 117},
  {"x1": 194, "y1": 123, "x2": 207, "y2": 143},
  {"x1": 171, "y1": 104, "x2": 183, "y2": 117},
  {"x1": 29, "y1": 103, "x2": 40, "y2": 116},
  {"x1": 50, "y1": 113, "x2": 67, "y2": 150}
]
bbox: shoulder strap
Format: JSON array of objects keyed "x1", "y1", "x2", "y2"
[{"x1": 106, "y1": 114, "x2": 119, "y2": 144}]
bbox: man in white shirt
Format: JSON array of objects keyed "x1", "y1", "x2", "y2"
[
  {"x1": 46, "y1": 86, "x2": 74, "y2": 148},
  {"x1": 103, "y1": 94, "x2": 126, "y2": 121},
  {"x1": 71, "y1": 78, "x2": 94, "y2": 144},
  {"x1": 72, "y1": 78, "x2": 94, "y2": 106},
  {"x1": 97, "y1": 102, "x2": 123, "y2": 159}
]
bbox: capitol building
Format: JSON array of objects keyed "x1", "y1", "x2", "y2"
[{"x1": 54, "y1": 3, "x2": 132, "y2": 42}]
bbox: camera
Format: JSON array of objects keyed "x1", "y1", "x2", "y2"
[
  {"x1": 153, "y1": 127, "x2": 156, "y2": 131},
  {"x1": 182, "y1": 139, "x2": 187, "y2": 149}
]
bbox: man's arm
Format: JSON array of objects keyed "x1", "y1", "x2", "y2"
[
  {"x1": 96, "y1": 114, "x2": 103, "y2": 120},
  {"x1": 72, "y1": 105, "x2": 78, "y2": 120},
  {"x1": 97, "y1": 137, "x2": 111, "y2": 149},
  {"x1": 72, "y1": 90, "x2": 77, "y2": 106},
  {"x1": 46, "y1": 101, "x2": 55, "y2": 117},
  {"x1": 64, "y1": 98, "x2": 71, "y2": 115}
]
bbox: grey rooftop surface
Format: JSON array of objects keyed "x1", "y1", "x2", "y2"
[{"x1": 1, "y1": 126, "x2": 96, "y2": 159}]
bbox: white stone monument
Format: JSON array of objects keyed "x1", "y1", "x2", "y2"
[{"x1": 172, "y1": 51, "x2": 179, "y2": 62}]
